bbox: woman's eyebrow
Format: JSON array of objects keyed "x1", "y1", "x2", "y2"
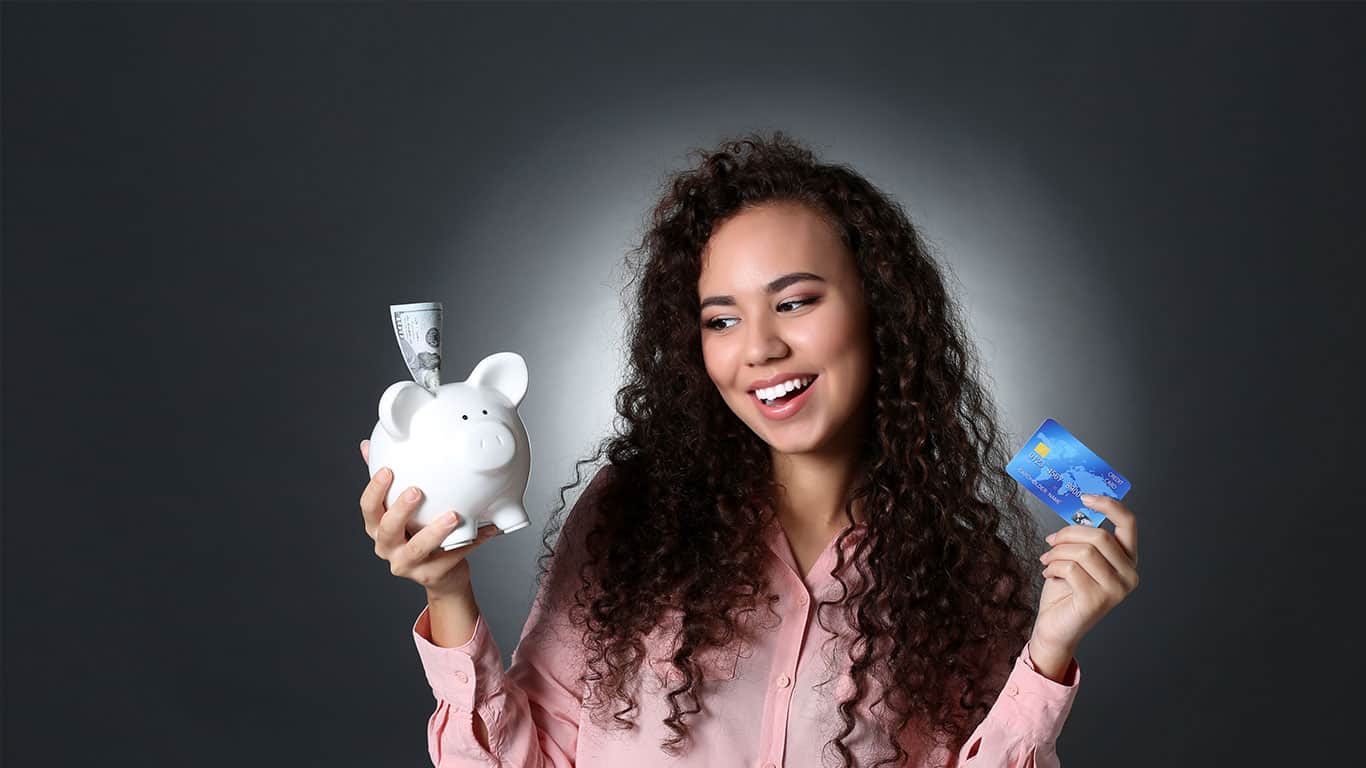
[{"x1": 699, "y1": 272, "x2": 826, "y2": 310}]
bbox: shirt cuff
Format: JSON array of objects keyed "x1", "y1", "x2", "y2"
[
  {"x1": 995, "y1": 642, "x2": 1082, "y2": 746},
  {"x1": 412, "y1": 604, "x2": 510, "y2": 712}
]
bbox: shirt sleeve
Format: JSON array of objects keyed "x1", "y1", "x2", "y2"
[
  {"x1": 953, "y1": 642, "x2": 1082, "y2": 767},
  {"x1": 411, "y1": 467, "x2": 613, "y2": 767}
]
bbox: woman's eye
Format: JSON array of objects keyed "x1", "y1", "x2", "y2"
[
  {"x1": 778, "y1": 297, "x2": 818, "y2": 312},
  {"x1": 704, "y1": 298, "x2": 819, "y2": 331}
]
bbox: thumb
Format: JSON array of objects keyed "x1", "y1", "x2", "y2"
[{"x1": 360, "y1": 439, "x2": 370, "y2": 464}]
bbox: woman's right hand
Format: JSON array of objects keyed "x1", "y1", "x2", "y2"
[{"x1": 359, "y1": 438, "x2": 501, "y2": 600}]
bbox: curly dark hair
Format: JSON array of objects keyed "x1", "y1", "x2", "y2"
[{"x1": 533, "y1": 130, "x2": 1046, "y2": 768}]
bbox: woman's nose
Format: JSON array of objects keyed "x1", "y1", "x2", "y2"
[{"x1": 744, "y1": 315, "x2": 789, "y2": 364}]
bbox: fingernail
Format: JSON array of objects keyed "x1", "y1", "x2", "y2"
[
  {"x1": 1046, "y1": 533, "x2": 1056, "y2": 544},
  {"x1": 378, "y1": 467, "x2": 391, "y2": 482},
  {"x1": 406, "y1": 487, "x2": 420, "y2": 502},
  {"x1": 444, "y1": 511, "x2": 459, "y2": 526},
  {"x1": 1081, "y1": 493, "x2": 1098, "y2": 503}
]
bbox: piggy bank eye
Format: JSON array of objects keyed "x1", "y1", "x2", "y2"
[
  {"x1": 482, "y1": 409, "x2": 488, "y2": 415},
  {"x1": 462, "y1": 415, "x2": 468, "y2": 420}
]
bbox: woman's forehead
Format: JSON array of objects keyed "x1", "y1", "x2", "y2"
[{"x1": 698, "y1": 205, "x2": 850, "y2": 292}]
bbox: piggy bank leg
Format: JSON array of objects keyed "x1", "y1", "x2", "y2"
[
  {"x1": 488, "y1": 499, "x2": 531, "y2": 534},
  {"x1": 439, "y1": 517, "x2": 481, "y2": 551}
]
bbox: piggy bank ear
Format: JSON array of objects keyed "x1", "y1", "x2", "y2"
[
  {"x1": 377, "y1": 381, "x2": 432, "y2": 439},
  {"x1": 467, "y1": 352, "x2": 528, "y2": 408}
]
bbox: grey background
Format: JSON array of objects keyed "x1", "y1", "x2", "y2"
[{"x1": 4, "y1": 2, "x2": 1362, "y2": 766}]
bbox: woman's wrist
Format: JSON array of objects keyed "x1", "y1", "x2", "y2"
[
  {"x1": 426, "y1": 561, "x2": 476, "y2": 603},
  {"x1": 1026, "y1": 638, "x2": 1077, "y2": 684},
  {"x1": 426, "y1": 580, "x2": 475, "y2": 606},
  {"x1": 425, "y1": 582, "x2": 482, "y2": 648}
]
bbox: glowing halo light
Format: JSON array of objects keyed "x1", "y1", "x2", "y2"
[{"x1": 430, "y1": 95, "x2": 1141, "y2": 541}]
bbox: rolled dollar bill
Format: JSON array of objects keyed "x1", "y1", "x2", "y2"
[{"x1": 390, "y1": 301, "x2": 443, "y2": 394}]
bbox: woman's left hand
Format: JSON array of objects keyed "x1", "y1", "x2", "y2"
[{"x1": 1029, "y1": 493, "x2": 1140, "y2": 666}]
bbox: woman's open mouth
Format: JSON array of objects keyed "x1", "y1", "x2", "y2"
[{"x1": 750, "y1": 375, "x2": 817, "y2": 420}]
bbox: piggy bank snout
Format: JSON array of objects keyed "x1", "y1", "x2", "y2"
[{"x1": 459, "y1": 420, "x2": 518, "y2": 471}]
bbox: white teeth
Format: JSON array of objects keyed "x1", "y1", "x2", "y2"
[{"x1": 757, "y1": 376, "x2": 812, "y2": 404}]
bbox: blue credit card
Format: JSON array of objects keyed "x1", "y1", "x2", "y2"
[{"x1": 1005, "y1": 418, "x2": 1131, "y2": 527}]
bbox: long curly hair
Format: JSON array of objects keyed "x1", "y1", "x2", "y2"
[{"x1": 533, "y1": 130, "x2": 1045, "y2": 768}]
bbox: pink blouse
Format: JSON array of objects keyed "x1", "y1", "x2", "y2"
[{"x1": 411, "y1": 486, "x2": 1080, "y2": 767}]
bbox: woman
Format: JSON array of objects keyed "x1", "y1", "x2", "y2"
[{"x1": 358, "y1": 131, "x2": 1140, "y2": 767}]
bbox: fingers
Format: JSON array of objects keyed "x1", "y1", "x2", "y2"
[
  {"x1": 405, "y1": 510, "x2": 463, "y2": 558},
  {"x1": 1040, "y1": 541, "x2": 1133, "y2": 601},
  {"x1": 406, "y1": 514, "x2": 488, "y2": 561},
  {"x1": 356, "y1": 432, "x2": 507, "y2": 590},
  {"x1": 1041, "y1": 555, "x2": 1104, "y2": 612},
  {"x1": 359, "y1": 466, "x2": 394, "y2": 536},
  {"x1": 1081, "y1": 493, "x2": 1138, "y2": 567},
  {"x1": 1045, "y1": 525, "x2": 1138, "y2": 589},
  {"x1": 375, "y1": 485, "x2": 424, "y2": 553},
  {"x1": 392, "y1": 508, "x2": 462, "y2": 578},
  {"x1": 427, "y1": 520, "x2": 502, "y2": 556},
  {"x1": 400, "y1": 517, "x2": 504, "y2": 586}
]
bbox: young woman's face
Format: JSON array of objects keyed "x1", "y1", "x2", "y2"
[{"x1": 698, "y1": 201, "x2": 874, "y2": 458}]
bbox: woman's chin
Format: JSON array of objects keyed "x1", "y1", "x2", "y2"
[{"x1": 759, "y1": 423, "x2": 829, "y2": 456}]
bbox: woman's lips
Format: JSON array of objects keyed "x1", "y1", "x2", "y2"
[{"x1": 750, "y1": 376, "x2": 817, "y2": 421}]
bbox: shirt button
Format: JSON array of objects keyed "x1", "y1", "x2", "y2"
[
  {"x1": 454, "y1": 671, "x2": 469, "y2": 685},
  {"x1": 777, "y1": 674, "x2": 792, "y2": 688},
  {"x1": 1005, "y1": 683, "x2": 1019, "y2": 697},
  {"x1": 797, "y1": 593, "x2": 809, "y2": 605}
]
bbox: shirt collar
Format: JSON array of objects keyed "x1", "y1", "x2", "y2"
[{"x1": 762, "y1": 514, "x2": 870, "y2": 590}]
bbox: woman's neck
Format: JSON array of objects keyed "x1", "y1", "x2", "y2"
[{"x1": 769, "y1": 449, "x2": 867, "y2": 533}]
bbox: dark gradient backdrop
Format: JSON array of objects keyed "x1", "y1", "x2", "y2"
[{"x1": 4, "y1": 2, "x2": 1362, "y2": 766}]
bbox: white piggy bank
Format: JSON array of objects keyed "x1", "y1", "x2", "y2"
[{"x1": 366, "y1": 351, "x2": 532, "y2": 550}]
